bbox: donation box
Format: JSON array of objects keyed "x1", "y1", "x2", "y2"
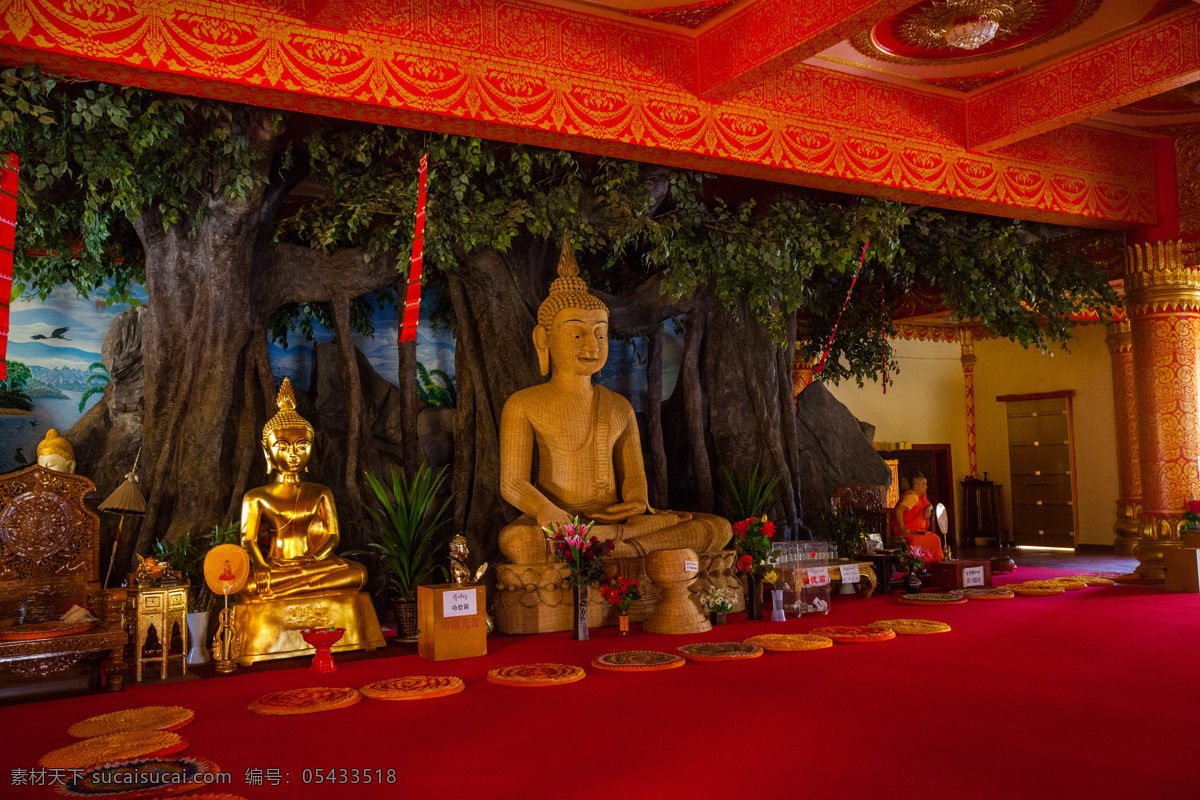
[{"x1": 417, "y1": 583, "x2": 487, "y2": 661}]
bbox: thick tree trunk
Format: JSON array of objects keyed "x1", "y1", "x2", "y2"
[
  {"x1": 645, "y1": 327, "x2": 668, "y2": 508},
  {"x1": 701, "y1": 297, "x2": 804, "y2": 534}
]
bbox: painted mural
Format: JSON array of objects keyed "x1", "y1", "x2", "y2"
[
  {"x1": 0, "y1": 285, "x2": 145, "y2": 473},
  {"x1": 0, "y1": 285, "x2": 682, "y2": 474}
]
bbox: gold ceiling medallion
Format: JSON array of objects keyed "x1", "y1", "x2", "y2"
[
  {"x1": 898, "y1": 0, "x2": 1044, "y2": 51},
  {"x1": 850, "y1": 0, "x2": 1100, "y2": 67}
]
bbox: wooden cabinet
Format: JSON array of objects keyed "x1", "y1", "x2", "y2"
[{"x1": 1000, "y1": 392, "x2": 1078, "y2": 549}]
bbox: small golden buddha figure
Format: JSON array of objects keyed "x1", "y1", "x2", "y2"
[
  {"x1": 36, "y1": 429, "x2": 76, "y2": 473},
  {"x1": 498, "y1": 240, "x2": 731, "y2": 562},
  {"x1": 449, "y1": 534, "x2": 487, "y2": 585},
  {"x1": 238, "y1": 378, "x2": 366, "y2": 600}
]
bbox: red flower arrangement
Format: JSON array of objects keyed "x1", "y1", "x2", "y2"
[
  {"x1": 600, "y1": 575, "x2": 641, "y2": 615},
  {"x1": 1183, "y1": 498, "x2": 1200, "y2": 531},
  {"x1": 542, "y1": 518, "x2": 614, "y2": 588},
  {"x1": 732, "y1": 514, "x2": 778, "y2": 577}
]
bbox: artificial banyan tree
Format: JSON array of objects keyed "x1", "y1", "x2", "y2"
[{"x1": 0, "y1": 67, "x2": 1116, "y2": 572}]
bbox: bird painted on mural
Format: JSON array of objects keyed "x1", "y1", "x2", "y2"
[
  {"x1": 31, "y1": 327, "x2": 70, "y2": 341},
  {"x1": 13, "y1": 448, "x2": 28, "y2": 467}
]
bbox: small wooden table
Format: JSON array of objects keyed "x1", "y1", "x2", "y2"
[{"x1": 132, "y1": 582, "x2": 189, "y2": 681}]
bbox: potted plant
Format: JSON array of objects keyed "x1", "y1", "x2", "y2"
[
  {"x1": 354, "y1": 464, "x2": 454, "y2": 639},
  {"x1": 719, "y1": 465, "x2": 780, "y2": 521},
  {"x1": 732, "y1": 514, "x2": 779, "y2": 621},
  {"x1": 600, "y1": 575, "x2": 640, "y2": 636},
  {"x1": 153, "y1": 522, "x2": 240, "y2": 664},
  {"x1": 898, "y1": 544, "x2": 931, "y2": 594},
  {"x1": 699, "y1": 586, "x2": 736, "y2": 625}
]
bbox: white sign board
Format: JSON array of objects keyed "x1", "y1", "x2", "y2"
[
  {"x1": 963, "y1": 566, "x2": 985, "y2": 588},
  {"x1": 839, "y1": 563, "x2": 860, "y2": 584},
  {"x1": 443, "y1": 588, "x2": 477, "y2": 618},
  {"x1": 684, "y1": 560, "x2": 699, "y2": 572}
]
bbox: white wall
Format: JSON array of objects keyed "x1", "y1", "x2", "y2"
[{"x1": 825, "y1": 324, "x2": 1119, "y2": 547}]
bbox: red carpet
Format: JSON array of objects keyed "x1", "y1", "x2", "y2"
[{"x1": 2, "y1": 567, "x2": 1198, "y2": 799}]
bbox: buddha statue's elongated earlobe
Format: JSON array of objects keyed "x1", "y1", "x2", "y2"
[
  {"x1": 533, "y1": 326, "x2": 550, "y2": 376},
  {"x1": 263, "y1": 448, "x2": 273, "y2": 475}
]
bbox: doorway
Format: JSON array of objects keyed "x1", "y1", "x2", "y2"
[{"x1": 875, "y1": 444, "x2": 956, "y2": 548}]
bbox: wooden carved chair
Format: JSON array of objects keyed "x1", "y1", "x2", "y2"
[
  {"x1": 832, "y1": 483, "x2": 894, "y2": 545},
  {"x1": 0, "y1": 465, "x2": 128, "y2": 693}
]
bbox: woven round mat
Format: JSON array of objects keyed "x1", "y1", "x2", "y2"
[
  {"x1": 869, "y1": 619, "x2": 951, "y2": 635},
  {"x1": 1068, "y1": 574, "x2": 1117, "y2": 586},
  {"x1": 591, "y1": 651, "x2": 686, "y2": 672},
  {"x1": 742, "y1": 634, "x2": 834, "y2": 652},
  {"x1": 486, "y1": 663, "x2": 586, "y2": 687},
  {"x1": 69, "y1": 706, "x2": 195, "y2": 739},
  {"x1": 50, "y1": 755, "x2": 218, "y2": 799},
  {"x1": 360, "y1": 676, "x2": 465, "y2": 701},
  {"x1": 1008, "y1": 581, "x2": 1066, "y2": 596},
  {"x1": 809, "y1": 625, "x2": 896, "y2": 643},
  {"x1": 247, "y1": 687, "x2": 361, "y2": 716},
  {"x1": 1049, "y1": 578, "x2": 1088, "y2": 590},
  {"x1": 897, "y1": 592, "x2": 967, "y2": 606},
  {"x1": 676, "y1": 642, "x2": 764, "y2": 661},
  {"x1": 961, "y1": 587, "x2": 1015, "y2": 600},
  {"x1": 0, "y1": 621, "x2": 95, "y2": 641},
  {"x1": 40, "y1": 731, "x2": 187, "y2": 769}
]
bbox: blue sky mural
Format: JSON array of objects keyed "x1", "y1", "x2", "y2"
[{"x1": 0, "y1": 285, "x2": 146, "y2": 472}]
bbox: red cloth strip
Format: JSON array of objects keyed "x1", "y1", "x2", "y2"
[
  {"x1": 812, "y1": 237, "x2": 870, "y2": 375},
  {"x1": 0, "y1": 152, "x2": 18, "y2": 382},
  {"x1": 399, "y1": 153, "x2": 428, "y2": 344}
]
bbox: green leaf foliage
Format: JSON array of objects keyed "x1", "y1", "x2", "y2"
[
  {"x1": 718, "y1": 465, "x2": 780, "y2": 521},
  {"x1": 349, "y1": 465, "x2": 454, "y2": 602}
]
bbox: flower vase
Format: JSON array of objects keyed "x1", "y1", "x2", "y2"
[
  {"x1": 572, "y1": 584, "x2": 589, "y2": 641},
  {"x1": 710, "y1": 611, "x2": 727, "y2": 626},
  {"x1": 618, "y1": 614, "x2": 630, "y2": 637},
  {"x1": 185, "y1": 611, "x2": 210, "y2": 665},
  {"x1": 770, "y1": 589, "x2": 786, "y2": 622},
  {"x1": 905, "y1": 570, "x2": 923, "y2": 594},
  {"x1": 746, "y1": 574, "x2": 764, "y2": 621}
]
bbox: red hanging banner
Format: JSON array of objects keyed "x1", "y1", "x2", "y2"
[
  {"x1": 812, "y1": 238, "x2": 870, "y2": 376},
  {"x1": 0, "y1": 153, "x2": 18, "y2": 382},
  {"x1": 399, "y1": 153, "x2": 428, "y2": 344}
]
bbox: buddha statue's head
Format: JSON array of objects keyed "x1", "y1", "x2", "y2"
[
  {"x1": 534, "y1": 239, "x2": 610, "y2": 378},
  {"x1": 261, "y1": 378, "x2": 315, "y2": 476},
  {"x1": 37, "y1": 428, "x2": 76, "y2": 473}
]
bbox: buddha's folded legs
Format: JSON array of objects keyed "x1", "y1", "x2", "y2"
[
  {"x1": 499, "y1": 512, "x2": 731, "y2": 563},
  {"x1": 243, "y1": 557, "x2": 367, "y2": 599}
]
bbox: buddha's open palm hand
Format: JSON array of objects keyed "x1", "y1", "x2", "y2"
[{"x1": 537, "y1": 506, "x2": 573, "y2": 531}]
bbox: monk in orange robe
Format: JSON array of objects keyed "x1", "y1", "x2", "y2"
[{"x1": 892, "y1": 475, "x2": 944, "y2": 562}]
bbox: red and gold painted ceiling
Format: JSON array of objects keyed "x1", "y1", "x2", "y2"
[{"x1": 0, "y1": 0, "x2": 1197, "y2": 232}]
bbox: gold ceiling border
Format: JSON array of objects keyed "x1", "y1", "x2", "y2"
[{"x1": 850, "y1": 0, "x2": 1102, "y2": 67}]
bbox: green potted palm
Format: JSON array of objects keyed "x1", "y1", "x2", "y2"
[{"x1": 354, "y1": 464, "x2": 455, "y2": 639}]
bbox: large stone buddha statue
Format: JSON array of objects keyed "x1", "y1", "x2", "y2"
[
  {"x1": 498, "y1": 241, "x2": 731, "y2": 563},
  {"x1": 232, "y1": 378, "x2": 383, "y2": 665}
]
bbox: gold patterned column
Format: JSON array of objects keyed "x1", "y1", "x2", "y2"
[
  {"x1": 960, "y1": 326, "x2": 978, "y2": 476},
  {"x1": 1106, "y1": 319, "x2": 1142, "y2": 555},
  {"x1": 1123, "y1": 241, "x2": 1200, "y2": 580}
]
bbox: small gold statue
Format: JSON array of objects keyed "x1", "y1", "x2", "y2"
[
  {"x1": 36, "y1": 428, "x2": 76, "y2": 473},
  {"x1": 448, "y1": 534, "x2": 488, "y2": 585}
]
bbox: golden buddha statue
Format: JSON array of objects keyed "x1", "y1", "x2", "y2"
[
  {"x1": 36, "y1": 429, "x2": 76, "y2": 473},
  {"x1": 498, "y1": 240, "x2": 731, "y2": 563},
  {"x1": 233, "y1": 378, "x2": 383, "y2": 664}
]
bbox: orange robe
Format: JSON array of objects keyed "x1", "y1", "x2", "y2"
[{"x1": 893, "y1": 491, "x2": 944, "y2": 563}]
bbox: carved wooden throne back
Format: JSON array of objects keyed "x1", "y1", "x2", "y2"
[{"x1": 0, "y1": 465, "x2": 101, "y2": 623}]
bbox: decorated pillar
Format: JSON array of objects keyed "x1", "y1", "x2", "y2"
[
  {"x1": 959, "y1": 326, "x2": 978, "y2": 477},
  {"x1": 1123, "y1": 241, "x2": 1200, "y2": 580},
  {"x1": 1105, "y1": 319, "x2": 1142, "y2": 555}
]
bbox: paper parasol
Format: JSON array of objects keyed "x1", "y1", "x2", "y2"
[{"x1": 204, "y1": 544, "x2": 250, "y2": 595}]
